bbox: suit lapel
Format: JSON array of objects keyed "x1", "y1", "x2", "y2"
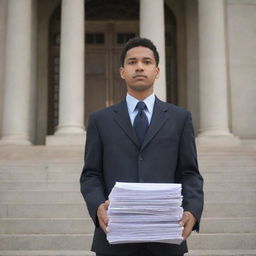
[
  {"x1": 141, "y1": 97, "x2": 169, "y2": 151},
  {"x1": 113, "y1": 100, "x2": 140, "y2": 148}
]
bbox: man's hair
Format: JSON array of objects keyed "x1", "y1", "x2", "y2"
[{"x1": 120, "y1": 37, "x2": 159, "y2": 67}]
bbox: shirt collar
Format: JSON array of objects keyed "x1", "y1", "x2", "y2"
[{"x1": 126, "y1": 93, "x2": 155, "y2": 113}]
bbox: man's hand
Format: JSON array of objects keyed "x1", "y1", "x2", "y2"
[
  {"x1": 97, "y1": 200, "x2": 110, "y2": 234},
  {"x1": 179, "y1": 211, "x2": 196, "y2": 240}
]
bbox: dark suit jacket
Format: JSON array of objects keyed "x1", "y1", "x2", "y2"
[{"x1": 80, "y1": 97, "x2": 204, "y2": 256}]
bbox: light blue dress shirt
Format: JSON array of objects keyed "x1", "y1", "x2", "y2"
[{"x1": 126, "y1": 93, "x2": 155, "y2": 126}]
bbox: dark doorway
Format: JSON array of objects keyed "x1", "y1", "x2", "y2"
[{"x1": 47, "y1": 1, "x2": 177, "y2": 134}]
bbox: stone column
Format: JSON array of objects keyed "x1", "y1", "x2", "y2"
[
  {"x1": 197, "y1": 0, "x2": 238, "y2": 144},
  {"x1": 140, "y1": 0, "x2": 166, "y2": 101},
  {"x1": 0, "y1": 0, "x2": 35, "y2": 145},
  {"x1": 47, "y1": 0, "x2": 85, "y2": 145}
]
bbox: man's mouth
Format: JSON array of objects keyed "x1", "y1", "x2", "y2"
[{"x1": 133, "y1": 75, "x2": 147, "y2": 79}]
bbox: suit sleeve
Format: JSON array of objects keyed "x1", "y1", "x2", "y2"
[
  {"x1": 80, "y1": 113, "x2": 107, "y2": 226},
  {"x1": 176, "y1": 112, "x2": 204, "y2": 232}
]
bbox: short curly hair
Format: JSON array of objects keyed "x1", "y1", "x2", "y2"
[{"x1": 120, "y1": 37, "x2": 159, "y2": 67}]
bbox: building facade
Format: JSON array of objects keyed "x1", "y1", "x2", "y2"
[{"x1": 0, "y1": 0, "x2": 255, "y2": 146}]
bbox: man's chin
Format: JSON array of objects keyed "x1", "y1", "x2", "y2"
[{"x1": 128, "y1": 84, "x2": 153, "y2": 92}]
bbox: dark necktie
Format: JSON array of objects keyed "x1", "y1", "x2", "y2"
[{"x1": 133, "y1": 101, "x2": 149, "y2": 145}]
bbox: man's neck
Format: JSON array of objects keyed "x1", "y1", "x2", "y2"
[{"x1": 127, "y1": 90, "x2": 154, "y2": 101}]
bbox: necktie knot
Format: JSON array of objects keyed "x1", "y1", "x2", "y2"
[{"x1": 136, "y1": 101, "x2": 147, "y2": 112}]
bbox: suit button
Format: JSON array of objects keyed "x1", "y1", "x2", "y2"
[{"x1": 139, "y1": 155, "x2": 143, "y2": 160}]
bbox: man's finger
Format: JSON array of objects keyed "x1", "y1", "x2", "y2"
[
  {"x1": 179, "y1": 214, "x2": 188, "y2": 227},
  {"x1": 105, "y1": 200, "x2": 110, "y2": 207},
  {"x1": 99, "y1": 219, "x2": 107, "y2": 234},
  {"x1": 180, "y1": 211, "x2": 197, "y2": 239},
  {"x1": 183, "y1": 217, "x2": 194, "y2": 237},
  {"x1": 98, "y1": 208, "x2": 108, "y2": 224},
  {"x1": 102, "y1": 214, "x2": 109, "y2": 225},
  {"x1": 97, "y1": 201, "x2": 109, "y2": 231},
  {"x1": 182, "y1": 225, "x2": 192, "y2": 240}
]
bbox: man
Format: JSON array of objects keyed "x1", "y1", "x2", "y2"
[{"x1": 80, "y1": 37, "x2": 204, "y2": 256}]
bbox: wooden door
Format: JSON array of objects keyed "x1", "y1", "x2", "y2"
[{"x1": 84, "y1": 21, "x2": 138, "y2": 124}]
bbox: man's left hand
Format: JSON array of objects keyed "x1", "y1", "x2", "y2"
[{"x1": 179, "y1": 211, "x2": 196, "y2": 240}]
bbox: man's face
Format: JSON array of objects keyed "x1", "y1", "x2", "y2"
[{"x1": 120, "y1": 46, "x2": 160, "y2": 94}]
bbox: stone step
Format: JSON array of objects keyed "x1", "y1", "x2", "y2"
[
  {"x1": 0, "y1": 150, "x2": 254, "y2": 160},
  {"x1": 199, "y1": 157, "x2": 256, "y2": 161},
  {"x1": 1, "y1": 162, "x2": 256, "y2": 171},
  {"x1": 1, "y1": 190, "x2": 255, "y2": 204},
  {"x1": 200, "y1": 157, "x2": 256, "y2": 160},
  {"x1": 0, "y1": 217, "x2": 255, "y2": 234},
  {"x1": 1, "y1": 155, "x2": 255, "y2": 163},
  {"x1": 200, "y1": 164, "x2": 256, "y2": 170},
  {"x1": 199, "y1": 156, "x2": 256, "y2": 159},
  {"x1": 0, "y1": 180, "x2": 254, "y2": 191},
  {"x1": 0, "y1": 182, "x2": 80, "y2": 191},
  {"x1": 203, "y1": 181, "x2": 256, "y2": 190},
  {"x1": 202, "y1": 172, "x2": 256, "y2": 182},
  {"x1": 1, "y1": 250, "x2": 256, "y2": 256},
  {"x1": 1, "y1": 202, "x2": 255, "y2": 218},
  {"x1": 1, "y1": 163, "x2": 255, "y2": 174},
  {"x1": 203, "y1": 203, "x2": 256, "y2": 217},
  {"x1": 0, "y1": 204, "x2": 89, "y2": 218},
  {"x1": 187, "y1": 249, "x2": 256, "y2": 256},
  {"x1": 187, "y1": 233, "x2": 256, "y2": 250},
  {"x1": 198, "y1": 154, "x2": 256, "y2": 158},
  {"x1": 0, "y1": 251, "x2": 95, "y2": 256},
  {"x1": 0, "y1": 191, "x2": 84, "y2": 204},
  {"x1": 204, "y1": 190, "x2": 256, "y2": 203},
  {"x1": 200, "y1": 163, "x2": 256, "y2": 168},
  {"x1": 0, "y1": 163, "x2": 83, "y2": 172},
  {"x1": 1, "y1": 169, "x2": 255, "y2": 182},
  {"x1": 200, "y1": 167, "x2": 256, "y2": 173},
  {"x1": 0, "y1": 162, "x2": 253, "y2": 172},
  {"x1": 0, "y1": 234, "x2": 93, "y2": 250},
  {"x1": 200, "y1": 217, "x2": 256, "y2": 233},
  {"x1": 0, "y1": 218, "x2": 94, "y2": 234},
  {"x1": 0, "y1": 171, "x2": 80, "y2": 182},
  {"x1": 0, "y1": 233, "x2": 256, "y2": 250}
]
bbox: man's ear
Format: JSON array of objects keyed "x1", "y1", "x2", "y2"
[
  {"x1": 120, "y1": 67, "x2": 125, "y2": 79},
  {"x1": 156, "y1": 67, "x2": 160, "y2": 79}
]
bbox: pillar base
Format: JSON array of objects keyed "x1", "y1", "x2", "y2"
[
  {"x1": 0, "y1": 135, "x2": 32, "y2": 145},
  {"x1": 54, "y1": 125, "x2": 85, "y2": 135},
  {"x1": 196, "y1": 133, "x2": 240, "y2": 147},
  {"x1": 46, "y1": 133, "x2": 86, "y2": 146}
]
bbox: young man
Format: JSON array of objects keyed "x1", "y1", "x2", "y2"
[{"x1": 80, "y1": 37, "x2": 204, "y2": 256}]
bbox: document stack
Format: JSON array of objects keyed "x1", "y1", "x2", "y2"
[{"x1": 107, "y1": 182, "x2": 184, "y2": 245}]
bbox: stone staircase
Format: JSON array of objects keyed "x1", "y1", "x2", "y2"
[{"x1": 0, "y1": 144, "x2": 255, "y2": 256}]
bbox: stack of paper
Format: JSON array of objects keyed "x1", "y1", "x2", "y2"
[{"x1": 107, "y1": 182, "x2": 184, "y2": 245}]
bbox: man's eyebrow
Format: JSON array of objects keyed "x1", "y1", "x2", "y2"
[
  {"x1": 126, "y1": 57, "x2": 154, "y2": 60},
  {"x1": 126, "y1": 57, "x2": 137, "y2": 61},
  {"x1": 143, "y1": 57, "x2": 154, "y2": 60}
]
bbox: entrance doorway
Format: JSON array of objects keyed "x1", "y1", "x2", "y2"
[
  {"x1": 47, "y1": 2, "x2": 177, "y2": 135},
  {"x1": 84, "y1": 21, "x2": 139, "y2": 124}
]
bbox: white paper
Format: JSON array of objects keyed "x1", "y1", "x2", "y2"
[{"x1": 106, "y1": 182, "x2": 184, "y2": 245}]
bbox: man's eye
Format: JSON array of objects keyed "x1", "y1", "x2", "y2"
[
  {"x1": 128, "y1": 61, "x2": 136, "y2": 64},
  {"x1": 144, "y1": 60, "x2": 152, "y2": 64}
]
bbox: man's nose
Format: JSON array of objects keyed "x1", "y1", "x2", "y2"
[{"x1": 136, "y1": 61, "x2": 144, "y2": 71}]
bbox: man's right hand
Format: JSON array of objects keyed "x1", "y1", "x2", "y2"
[{"x1": 97, "y1": 200, "x2": 110, "y2": 234}]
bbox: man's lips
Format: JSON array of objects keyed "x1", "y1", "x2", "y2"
[{"x1": 133, "y1": 75, "x2": 147, "y2": 79}]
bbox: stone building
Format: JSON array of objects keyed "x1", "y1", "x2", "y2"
[
  {"x1": 0, "y1": 0, "x2": 255, "y2": 146},
  {"x1": 0, "y1": 1, "x2": 256, "y2": 255}
]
